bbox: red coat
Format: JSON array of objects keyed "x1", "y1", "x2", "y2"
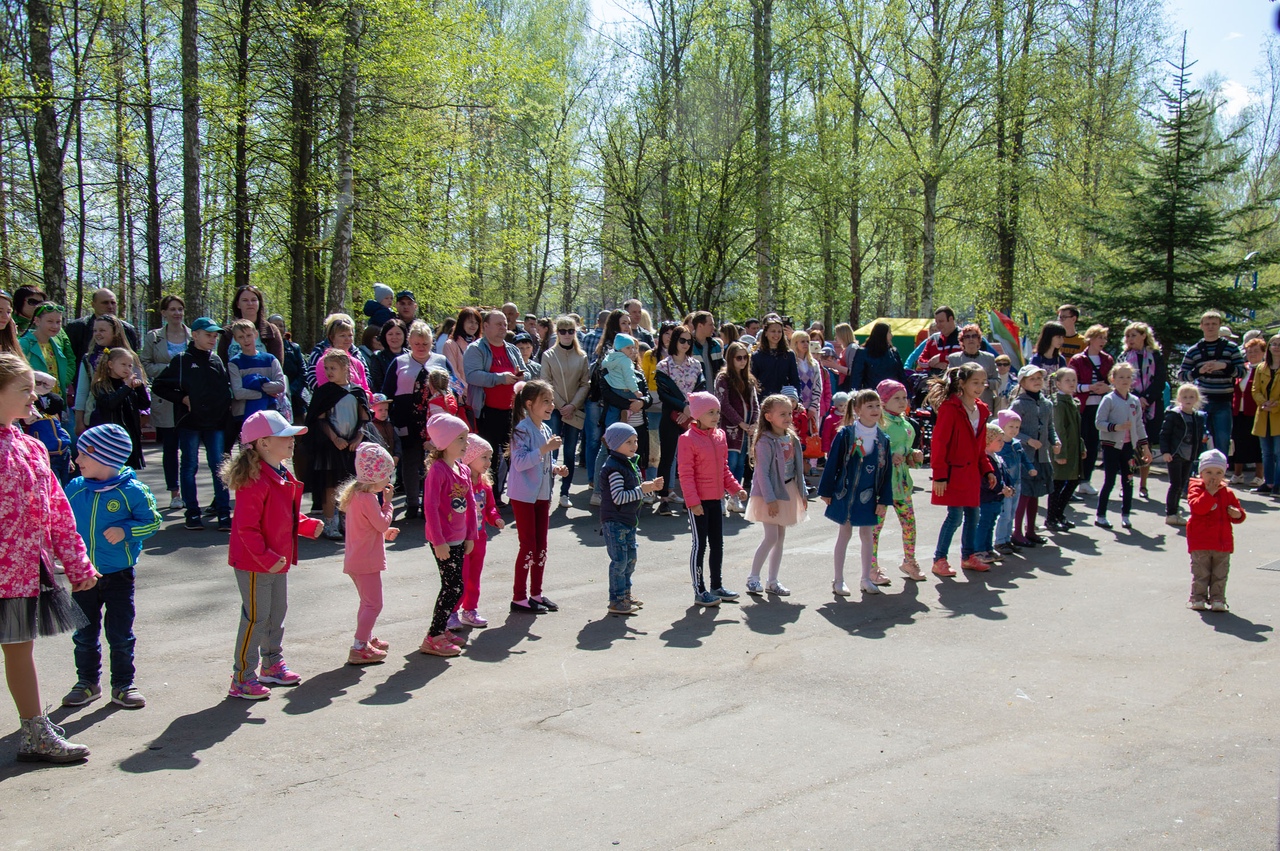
[
  {"x1": 930, "y1": 395, "x2": 994, "y2": 507},
  {"x1": 228, "y1": 461, "x2": 324, "y2": 573},
  {"x1": 1186, "y1": 479, "x2": 1245, "y2": 553}
]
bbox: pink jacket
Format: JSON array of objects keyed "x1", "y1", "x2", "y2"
[
  {"x1": 343, "y1": 490, "x2": 393, "y2": 574},
  {"x1": 677, "y1": 424, "x2": 742, "y2": 504},
  {"x1": 423, "y1": 458, "x2": 477, "y2": 546},
  {"x1": 0, "y1": 426, "x2": 94, "y2": 598},
  {"x1": 473, "y1": 476, "x2": 500, "y2": 541}
]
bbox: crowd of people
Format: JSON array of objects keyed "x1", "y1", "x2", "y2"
[{"x1": 0, "y1": 284, "x2": 1271, "y2": 764}]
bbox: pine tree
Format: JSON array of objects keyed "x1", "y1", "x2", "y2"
[{"x1": 1066, "y1": 38, "x2": 1277, "y2": 353}]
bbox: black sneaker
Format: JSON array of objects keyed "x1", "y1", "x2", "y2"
[
  {"x1": 184, "y1": 517, "x2": 204, "y2": 530},
  {"x1": 510, "y1": 599, "x2": 547, "y2": 614},
  {"x1": 217, "y1": 517, "x2": 233, "y2": 532},
  {"x1": 202, "y1": 505, "x2": 218, "y2": 517}
]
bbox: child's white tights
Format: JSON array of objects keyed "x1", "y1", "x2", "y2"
[
  {"x1": 833, "y1": 523, "x2": 875, "y2": 585},
  {"x1": 749, "y1": 524, "x2": 786, "y2": 583}
]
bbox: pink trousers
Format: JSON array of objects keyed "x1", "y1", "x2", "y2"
[
  {"x1": 453, "y1": 534, "x2": 488, "y2": 612},
  {"x1": 349, "y1": 572, "x2": 383, "y2": 643}
]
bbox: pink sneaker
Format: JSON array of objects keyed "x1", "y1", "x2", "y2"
[
  {"x1": 419, "y1": 634, "x2": 461, "y2": 657},
  {"x1": 258, "y1": 662, "x2": 302, "y2": 685},
  {"x1": 961, "y1": 556, "x2": 990, "y2": 572},
  {"x1": 870, "y1": 567, "x2": 892, "y2": 587},
  {"x1": 458, "y1": 609, "x2": 489, "y2": 628},
  {"x1": 932, "y1": 558, "x2": 956, "y2": 577},
  {"x1": 445, "y1": 630, "x2": 467, "y2": 646},
  {"x1": 347, "y1": 644, "x2": 388, "y2": 665},
  {"x1": 899, "y1": 559, "x2": 925, "y2": 581},
  {"x1": 228, "y1": 677, "x2": 270, "y2": 700},
  {"x1": 367, "y1": 636, "x2": 389, "y2": 651}
]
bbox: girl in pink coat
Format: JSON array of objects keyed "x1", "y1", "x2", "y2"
[
  {"x1": 0, "y1": 352, "x2": 99, "y2": 762},
  {"x1": 677, "y1": 392, "x2": 747, "y2": 608},
  {"x1": 337, "y1": 443, "x2": 400, "y2": 665}
]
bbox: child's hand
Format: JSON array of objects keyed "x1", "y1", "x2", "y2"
[
  {"x1": 736, "y1": 489, "x2": 747, "y2": 503},
  {"x1": 334, "y1": 437, "x2": 348, "y2": 450},
  {"x1": 689, "y1": 503, "x2": 704, "y2": 516},
  {"x1": 268, "y1": 557, "x2": 287, "y2": 573},
  {"x1": 1028, "y1": 469, "x2": 1037, "y2": 477},
  {"x1": 875, "y1": 504, "x2": 888, "y2": 517},
  {"x1": 553, "y1": 465, "x2": 569, "y2": 477},
  {"x1": 1115, "y1": 421, "x2": 1131, "y2": 432},
  {"x1": 1162, "y1": 453, "x2": 1172, "y2": 463},
  {"x1": 310, "y1": 524, "x2": 323, "y2": 539},
  {"x1": 1053, "y1": 443, "x2": 1062, "y2": 454},
  {"x1": 1026, "y1": 439, "x2": 1042, "y2": 450},
  {"x1": 985, "y1": 473, "x2": 997, "y2": 489},
  {"x1": 382, "y1": 484, "x2": 395, "y2": 501},
  {"x1": 1227, "y1": 505, "x2": 1243, "y2": 519},
  {"x1": 384, "y1": 527, "x2": 400, "y2": 542},
  {"x1": 1002, "y1": 485, "x2": 1014, "y2": 497},
  {"x1": 641, "y1": 479, "x2": 662, "y2": 493},
  {"x1": 542, "y1": 435, "x2": 563, "y2": 453},
  {"x1": 933, "y1": 481, "x2": 947, "y2": 497},
  {"x1": 433, "y1": 543, "x2": 451, "y2": 560},
  {"x1": 494, "y1": 518, "x2": 506, "y2": 530},
  {"x1": 1140, "y1": 450, "x2": 1151, "y2": 465},
  {"x1": 821, "y1": 496, "x2": 831, "y2": 505},
  {"x1": 70, "y1": 572, "x2": 100, "y2": 592},
  {"x1": 767, "y1": 501, "x2": 779, "y2": 517},
  {"x1": 911, "y1": 449, "x2": 923, "y2": 466},
  {"x1": 892, "y1": 453, "x2": 904, "y2": 467},
  {"x1": 464, "y1": 540, "x2": 475, "y2": 555},
  {"x1": 103, "y1": 527, "x2": 125, "y2": 545}
]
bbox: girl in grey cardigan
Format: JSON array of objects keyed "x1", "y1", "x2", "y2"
[
  {"x1": 1093, "y1": 362, "x2": 1151, "y2": 528},
  {"x1": 744, "y1": 395, "x2": 808, "y2": 595},
  {"x1": 1010, "y1": 365, "x2": 1059, "y2": 544}
]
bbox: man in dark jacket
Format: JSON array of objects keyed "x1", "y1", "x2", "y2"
[
  {"x1": 63, "y1": 288, "x2": 141, "y2": 373},
  {"x1": 153, "y1": 317, "x2": 234, "y2": 530}
]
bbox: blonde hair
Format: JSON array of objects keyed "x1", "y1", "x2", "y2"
[
  {"x1": 1083, "y1": 324, "x2": 1109, "y2": 342},
  {"x1": 220, "y1": 439, "x2": 266, "y2": 491},
  {"x1": 323, "y1": 313, "x2": 355, "y2": 342},
  {"x1": 423, "y1": 368, "x2": 450, "y2": 394},
  {"x1": 1052, "y1": 366, "x2": 1078, "y2": 387},
  {"x1": 407, "y1": 320, "x2": 433, "y2": 343},
  {"x1": 336, "y1": 476, "x2": 381, "y2": 512},
  {"x1": 228, "y1": 318, "x2": 257, "y2": 337},
  {"x1": 1176, "y1": 383, "x2": 1203, "y2": 409},
  {"x1": 985, "y1": 422, "x2": 1005, "y2": 442},
  {"x1": 0, "y1": 351, "x2": 34, "y2": 398},
  {"x1": 832, "y1": 323, "x2": 855, "y2": 348},
  {"x1": 1122, "y1": 321, "x2": 1159, "y2": 353},
  {"x1": 1108, "y1": 362, "x2": 1134, "y2": 382},
  {"x1": 321, "y1": 347, "x2": 352, "y2": 373},
  {"x1": 90, "y1": 347, "x2": 134, "y2": 399},
  {"x1": 790, "y1": 330, "x2": 818, "y2": 369},
  {"x1": 753, "y1": 393, "x2": 797, "y2": 445}
]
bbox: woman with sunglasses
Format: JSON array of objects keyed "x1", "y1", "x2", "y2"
[
  {"x1": 12, "y1": 286, "x2": 48, "y2": 337},
  {"x1": 715, "y1": 341, "x2": 759, "y2": 511},
  {"x1": 654, "y1": 324, "x2": 704, "y2": 513},
  {"x1": 542, "y1": 317, "x2": 589, "y2": 509}
]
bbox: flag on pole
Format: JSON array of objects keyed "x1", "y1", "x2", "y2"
[{"x1": 987, "y1": 310, "x2": 1024, "y2": 370}]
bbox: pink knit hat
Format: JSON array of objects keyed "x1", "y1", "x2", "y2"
[
  {"x1": 461, "y1": 433, "x2": 493, "y2": 467},
  {"x1": 426, "y1": 413, "x2": 469, "y2": 449},
  {"x1": 876, "y1": 379, "x2": 907, "y2": 405},
  {"x1": 996, "y1": 409, "x2": 1022, "y2": 430},
  {"x1": 687, "y1": 391, "x2": 720, "y2": 422},
  {"x1": 355, "y1": 443, "x2": 395, "y2": 484}
]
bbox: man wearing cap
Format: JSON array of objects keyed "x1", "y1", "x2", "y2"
[
  {"x1": 947, "y1": 323, "x2": 999, "y2": 408},
  {"x1": 513, "y1": 333, "x2": 542, "y2": 379},
  {"x1": 1179, "y1": 310, "x2": 1246, "y2": 457},
  {"x1": 395, "y1": 291, "x2": 418, "y2": 325},
  {"x1": 153, "y1": 317, "x2": 234, "y2": 530},
  {"x1": 463, "y1": 310, "x2": 530, "y2": 500},
  {"x1": 64, "y1": 288, "x2": 141, "y2": 369}
]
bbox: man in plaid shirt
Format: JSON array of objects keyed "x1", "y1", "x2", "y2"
[{"x1": 583, "y1": 309, "x2": 610, "y2": 366}]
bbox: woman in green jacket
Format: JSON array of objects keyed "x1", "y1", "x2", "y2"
[{"x1": 19, "y1": 303, "x2": 75, "y2": 403}]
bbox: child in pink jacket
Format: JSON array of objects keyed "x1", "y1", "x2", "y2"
[
  {"x1": 338, "y1": 443, "x2": 399, "y2": 665},
  {"x1": 677, "y1": 392, "x2": 747, "y2": 607}
]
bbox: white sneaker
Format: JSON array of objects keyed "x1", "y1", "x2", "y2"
[
  {"x1": 558, "y1": 494, "x2": 571, "y2": 509},
  {"x1": 670, "y1": 494, "x2": 685, "y2": 505},
  {"x1": 169, "y1": 495, "x2": 185, "y2": 511},
  {"x1": 589, "y1": 492, "x2": 602, "y2": 507},
  {"x1": 1078, "y1": 481, "x2": 1097, "y2": 496},
  {"x1": 832, "y1": 581, "x2": 851, "y2": 597},
  {"x1": 642, "y1": 492, "x2": 654, "y2": 505},
  {"x1": 1229, "y1": 473, "x2": 1245, "y2": 485},
  {"x1": 765, "y1": 581, "x2": 790, "y2": 596},
  {"x1": 1250, "y1": 476, "x2": 1265, "y2": 488}
]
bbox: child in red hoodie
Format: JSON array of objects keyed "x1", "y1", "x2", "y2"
[
  {"x1": 678, "y1": 392, "x2": 748, "y2": 608},
  {"x1": 1185, "y1": 449, "x2": 1245, "y2": 612}
]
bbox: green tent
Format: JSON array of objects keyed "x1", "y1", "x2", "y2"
[{"x1": 853, "y1": 318, "x2": 932, "y2": 362}]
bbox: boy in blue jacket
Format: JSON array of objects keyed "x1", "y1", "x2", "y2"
[{"x1": 61, "y1": 424, "x2": 162, "y2": 710}]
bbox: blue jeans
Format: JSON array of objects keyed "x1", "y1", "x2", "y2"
[
  {"x1": 178, "y1": 428, "x2": 230, "y2": 521},
  {"x1": 727, "y1": 449, "x2": 746, "y2": 484},
  {"x1": 1260, "y1": 434, "x2": 1280, "y2": 488},
  {"x1": 583, "y1": 400, "x2": 603, "y2": 485},
  {"x1": 995, "y1": 485, "x2": 1020, "y2": 545},
  {"x1": 602, "y1": 520, "x2": 638, "y2": 602},
  {"x1": 974, "y1": 501, "x2": 1002, "y2": 554},
  {"x1": 935, "y1": 505, "x2": 978, "y2": 561},
  {"x1": 548, "y1": 411, "x2": 582, "y2": 497},
  {"x1": 1204, "y1": 397, "x2": 1233, "y2": 456},
  {"x1": 71, "y1": 568, "x2": 136, "y2": 689}
]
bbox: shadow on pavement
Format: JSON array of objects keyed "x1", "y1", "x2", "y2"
[
  {"x1": 118, "y1": 700, "x2": 262, "y2": 772},
  {"x1": 934, "y1": 574, "x2": 1007, "y2": 620},
  {"x1": 576, "y1": 614, "x2": 647, "y2": 650},
  {"x1": 1198, "y1": 611, "x2": 1272, "y2": 642},
  {"x1": 464, "y1": 613, "x2": 539, "y2": 663},
  {"x1": 740, "y1": 598, "x2": 805, "y2": 635},
  {"x1": 359, "y1": 652, "x2": 450, "y2": 705},
  {"x1": 281, "y1": 664, "x2": 369, "y2": 715},
  {"x1": 816, "y1": 580, "x2": 931, "y2": 638},
  {"x1": 659, "y1": 606, "x2": 739, "y2": 648}
]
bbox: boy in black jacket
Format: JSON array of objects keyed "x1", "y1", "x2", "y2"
[{"x1": 153, "y1": 317, "x2": 234, "y2": 530}]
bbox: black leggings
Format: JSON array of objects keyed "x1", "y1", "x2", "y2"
[
  {"x1": 1081, "y1": 413, "x2": 1102, "y2": 482},
  {"x1": 1166, "y1": 455, "x2": 1194, "y2": 516},
  {"x1": 429, "y1": 544, "x2": 465, "y2": 637},
  {"x1": 1097, "y1": 444, "x2": 1135, "y2": 518},
  {"x1": 688, "y1": 500, "x2": 723, "y2": 593},
  {"x1": 1048, "y1": 479, "x2": 1078, "y2": 522},
  {"x1": 657, "y1": 414, "x2": 682, "y2": 498}
]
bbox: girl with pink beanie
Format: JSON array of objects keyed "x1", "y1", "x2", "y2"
[
  {"x1": 446, "y1": 434, "x2": 504, "y2": 630},
  {"x1": 677, "y1": 391, "x2": 747, "y2": 607},
  {"x1": 420, "y1": 413, "x2": 476, "y2": 657},
  {"x1": 336, "y1": 443, "x2": 400, "y2": 665}
]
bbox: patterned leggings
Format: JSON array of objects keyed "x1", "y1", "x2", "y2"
[
  {"x1": 429, "y1": 544, "x2": 465, "y2": 637},
  {"x1": 873, "y1": 498, "x2": 917, "y2": 563}
]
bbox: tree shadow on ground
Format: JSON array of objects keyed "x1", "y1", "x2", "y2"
[
  {"x1": 117, "y1": 700, "x2": 262, "y2": 772},
  {"x1": 359, "y1": 652, "x2": 451, "y2": 705},
  {"x1": 816, "y1": 580, "x2": 931, "y2": 638},
  {"x1": 576, "y1": 614, "x2": 648, "y2": 650},
  {"x1": 281, "y1": 664, "x2": 368, "y2": 715},
  {"x1": 934, "y1": 573, "x2": 1007, "y2": 620},
  {"x1": 1198, "y1": 611, "x2": 1272, "y2": 642},
  {"x1": 659, "y1": 606, "x2": 739, "y2": 648},
  {"x1": 740, "y1": 597, "x2": 805, "y2": 636}
]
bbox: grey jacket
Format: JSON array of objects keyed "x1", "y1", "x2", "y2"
[
  {"x1": 462, "y1": 337, "x2": 529, "y2": 413},
  {"x1": 1010, "y1": 391, "x2": 1058, "y2": 463},
  {"x1": 1095, "y1": 390, "x2": 1148, "y2": 448},
  {"x1": 750, "y1": 430, "x2": 803, "y2": 504}
]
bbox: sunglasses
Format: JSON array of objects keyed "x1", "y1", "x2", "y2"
[
  {"x1": 32, "y1": 303, "x2": 64, "y2": 318},
  {"x1": 675, "y1": 337, "x2": 691, "y2": 345},
  {"x1": 734, "y1": 355, "x2": 748, "y2": 362},
  {"x1": 557, "y1": 328, "x2": 575, "y2": 335}
]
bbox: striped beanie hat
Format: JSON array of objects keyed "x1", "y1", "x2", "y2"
[{"x1": 78, "y1": 424, "x2": 133, "y2": 471}]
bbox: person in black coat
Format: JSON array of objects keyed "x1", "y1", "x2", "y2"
[{"x1": 751, "y1": 316, "x2": 799, "y2": 397}]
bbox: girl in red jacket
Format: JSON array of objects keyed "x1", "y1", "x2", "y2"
[
  {"x1": 1185, "y1": 449, "x2": 1245, "y2": 612},
  {"x1": 928, "y1": 365, "x2": 996, "y2": 577},
  {"x1": 221, "y1": 410, "x2": 324, "y2": 699},
  {"x1": 678, "y1": 392, "x2": 748, "y2": 607}
]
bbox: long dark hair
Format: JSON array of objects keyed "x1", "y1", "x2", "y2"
[
  {"x1": 452, "y1": 307, "x2": 482, "y2": 342},
  {"x1": 596, "y1": 309, "x2": 627, "y2": 359},
  {"x1": 754, "y1": 316, "x2": 790, "y2": 354},
  {"x1": 508, "y1": 379, "x2": 554, "y2": 455},
  {"x1": 926, "y1": 364, "x2": 985, "y2": 408},
  {"x1": 720, "y1": 341, "x2": 757, "y2": 399},
  {"x1": 654, "y1": 321, "x2": 680, "y2": 362},
  {"x1": 865, "y1": 321, "x2": 892, "y2": 358},
  {"x1": 1035, "y1": 322, "x2": 1067, "y2": 358},
  {"x1": 0, "y1": 291, "x2": 18, "y2": 354},
  {"x1": 231, "y1": 285, "x2": 271, "y2": 337}
]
